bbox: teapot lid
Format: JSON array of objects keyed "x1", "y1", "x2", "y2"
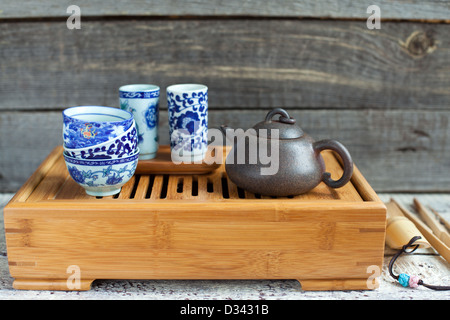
[{"x1": 252, "y1": 108, "x2": 304, "y2": 139}]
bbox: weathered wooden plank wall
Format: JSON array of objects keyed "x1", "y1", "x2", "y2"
[
  {"x1": 0, "y1": 1, "x2": 449, "y2": 192},
  {"x1": 1, "y1": 1, "x2": 449, "y2": 20}
]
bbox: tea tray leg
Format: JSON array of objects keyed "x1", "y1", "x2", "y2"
[
  {"x1": 298, "y1": 278, "x2": 378, "y2": 291},
  {"x1": 13, "y1": 279, "x2": 94, "y2": 291}
]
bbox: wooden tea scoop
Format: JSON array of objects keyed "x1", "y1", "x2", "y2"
[
  {"x1": 413, "y1": 198, "x2": 450, "y2": 248},
  {"x1": 385, "y1": 199, "x2": 430, "y2": 249},
  {"x1": 393, "y1": 199, "x2": 450, "y2": 263}
]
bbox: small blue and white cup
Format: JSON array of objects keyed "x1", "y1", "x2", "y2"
[
  {"x1": 62, "y1": 106, "x2": 134, "y2": 149},
  {"x1": 167, "y1": 84, "x2": 208, "y2": 163},
  {"x1": 119, "y1": 84, "x2": 160, "y2": 160}
]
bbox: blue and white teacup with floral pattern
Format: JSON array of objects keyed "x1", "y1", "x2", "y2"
[
  {"x1": 63, "y1": 106, "x2": 134, "y2": 149},
  {"x1": 64, "y1": 120, "x2": 138, "y2": 160},
  {"x1": 64, "y1": 148, "x2": 140, "y2": 197},
  {"x1": 167, "y1": 84, "x2": 208, "y2": 163},
  {"x1": 119, "y1": 84, "x2": 159, "y2": 160}
]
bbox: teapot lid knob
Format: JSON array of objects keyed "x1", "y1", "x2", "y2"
[
  {"x1": 265, "y1": 108, "x2": 296, "y2": 124},
  {"x1": 252, "y1": 108, "x2": 303, "y2": 139}
]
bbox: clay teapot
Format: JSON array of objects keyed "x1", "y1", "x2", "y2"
[{"x1": 220, "y1": 108, "x2": 353, "y2": 197}]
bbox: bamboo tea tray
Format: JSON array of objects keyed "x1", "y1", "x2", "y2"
[{"x1": 4, "y1": 146, "x2": 386, "y2": 291}]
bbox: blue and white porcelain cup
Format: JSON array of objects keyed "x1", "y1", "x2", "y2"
[
  {"x1": 63, "y1": 106, "x2": 134, "y2": 149},
  {"x1": 64, "y1": 148, "x2": 140, "y2": 197},
  {"x1": 167, "y1": 84, "x2": 208, "y2": 163},
  {"x1": 119, "y1": 84, "x2": 160, "y2": 160},
  {"x1": 64, "y1": 120, "x2": 138, "y2": 160}
]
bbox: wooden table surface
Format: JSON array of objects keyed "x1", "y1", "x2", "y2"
[{"x1": 0, "y1": 193, "x2": 448, "y2": 300}]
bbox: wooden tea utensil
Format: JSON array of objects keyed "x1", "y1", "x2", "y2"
[
  {"x1": 413, "y1": 198, "x2": 450, "y2": 248},
  {"x1": 429, "y1": 206, "x2": 450, "y2": 232},
  {"x1": 385, "y1": 199, "x2": 430, "y2": 249},
  {"x1": 393, "y1": 199, "x2": 450, "y2": 263}
]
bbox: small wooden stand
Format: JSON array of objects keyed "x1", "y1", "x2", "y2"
[{"x1": 4, "y1": 146, "x2": 386, "y2": 291}]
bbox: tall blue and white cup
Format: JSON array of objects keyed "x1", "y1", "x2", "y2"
[
  {"x1": 167, "y1": 84, "x2": 208, "y2": 163},
  {"x1": 119, "y1": 84, "x2": 159, "y2": 160}
]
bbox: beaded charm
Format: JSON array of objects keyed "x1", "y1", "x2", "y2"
[
  {"x1": 389, "y1": 236, "x2": 450, "y2": 291},
  {"x1": 409, "y1": 275, "x2": 420, "y2": 289},
  {"x1": 398, "y1": 273, "x2": 410, "y2": 287},
  {"x1": 397, "y1": 273, "x2": 421, "y2": 289}
]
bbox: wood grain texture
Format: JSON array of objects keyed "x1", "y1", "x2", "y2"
[
  {"x1": 385, "y1": 200, "x2": 431, "y2": 249},
  {"x1": 413, "y1": 198, "x2": 450, "y2": 247},
  {"x1": 1, "y1": 1, "x2": 449, "y2": 20},
  {"x1": 1, "y1": 109, "x2": 449, "y2": 193},
  {"x1": 0, "y1": 19, "x2": 448, "y2": 111},
  {"x1": 3, "y1": 147, "x2": 385, "y2": 290},
  {"x1": 12, "y1": 279, "x2": 93, "y2": 291},
  {"x1": 134, "y1": 145, "x2": 222, "y2": 175},
  {"x1": 3, "y1": 192, "x2": 448, "y2": 298},
  {"x1": 1, "y1": 13, "x2": 449, "y2": 195},
  {"x1": 394, "y1": 199, "x2": 450, "y2": 263},
  {"x1": 299, "y1": 278, "x2": 377, "y2": 291}
]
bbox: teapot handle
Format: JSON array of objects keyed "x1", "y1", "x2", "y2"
[{"x1": 313, "y1": 139, "x2": 353, "y2": 189}]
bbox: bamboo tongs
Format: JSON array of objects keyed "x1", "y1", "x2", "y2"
[
  {"x1": 413, "y1": 198, "x2": 450, "y2": 249},
  {"x1": 388, "y1": 198, "x2": 450, "y2": 263}
]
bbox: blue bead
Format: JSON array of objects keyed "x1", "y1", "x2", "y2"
[{"x1": 398, "y1": 273, "x2": 410, "y2": 287}]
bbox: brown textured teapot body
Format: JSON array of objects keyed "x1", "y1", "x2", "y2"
[{"x1": 220, "y1": 108, "x2": 354, "y2": 197}]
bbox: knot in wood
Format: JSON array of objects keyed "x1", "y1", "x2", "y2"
[{"x1": 403, "y1": 31, "x2": 436, "y2": 57}]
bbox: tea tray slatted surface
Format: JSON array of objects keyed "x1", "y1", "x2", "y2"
[{"x1": 4, "y1": 146, "x2": 386, "y2": 291}]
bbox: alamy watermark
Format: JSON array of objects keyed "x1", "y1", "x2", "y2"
[
  {"x1": 67, "y1": 5, "x2": 81, "y2": 30},
  {"x1": 170, "y1": 127, "x2": 280, "y2": 176},
  {"x1": 66, "y1": 265, "x2": 81, "y2": 289},
  {"x1": 366, "y1": 265, "x2": 381, "y2": 289},
  {"x1": 367, "y1": 5, "x2": 381, "y2": 29},
  {"x1": 66, "y1": 5, "x2": 381, "y2": 31}
]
